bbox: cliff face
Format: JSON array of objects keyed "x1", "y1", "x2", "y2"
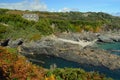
[
  {"x1": 1, "y1": 31, "x2": 120, "y2": 70},
  {"x1": 20, "y1": 35, "x2": 120, "y2": 70}
]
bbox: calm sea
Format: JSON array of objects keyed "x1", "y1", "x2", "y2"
[
  {"x1": 27, "y1": 42, "x2": 120, "y2": 80},
  {"x1": 97, "y1": 42, "x2": 120, "y2": 56}
]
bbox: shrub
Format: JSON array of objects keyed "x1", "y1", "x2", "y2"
[
  {"x1": 0, "y1": 47, "x2": 45, "y2": 80},
  {"x1": 46, "y1": 68, "x2": 113, "y2": 80}
]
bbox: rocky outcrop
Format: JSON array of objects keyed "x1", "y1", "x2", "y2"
[
  {"x1": 0, "y1": 39, "x2": 10, "y2": 46},
  {"x1": 56, "y1": 31, "x2": 120, "y2": 43},
  {"x1": 0, "y1": 38, "x2": 23, "y2": 47},
  {"x1": 20, "y1": 36, "x2": 120, "y2": 70},
  {"x1": 98, "y1": 31, "x2": 120, "y2": 43},
  {"x1": 56, "y1": 32, "x2": 98, "y2": 41},
  {"x1": 1, "y1": 32, "x2": 120, "y2": 70},
  {"x1": 98, "y1": 35, "x2": 114, "y2": 43},
  {"x1": 97, "y1": 33, "x2": 120, "y2": 43},
  {"x1": 8, "y1": 38, "x2": 23, "y2": 48}
]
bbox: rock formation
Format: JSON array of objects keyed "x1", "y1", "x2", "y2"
[{"x1": 20, "y1": 35, "x2": 120, "y2": 70}]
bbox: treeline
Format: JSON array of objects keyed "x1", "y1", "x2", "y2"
[
  {"x1": 37, "y1": 11, "x2": 120, "y2": 31},
  {"x1": 0, "y1": 8, "x2": 120, "y2": 40},
  {"x1": 38, "y1": 11, "x2": 120, "y2": 31}
]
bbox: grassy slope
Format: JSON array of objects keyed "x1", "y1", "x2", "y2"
[
  {"x1": 0, "y1": 9, "x2": 120, "y2": 40},
  {"x1": 0, "y1": 9, "x2": 118, "y2": 79}
]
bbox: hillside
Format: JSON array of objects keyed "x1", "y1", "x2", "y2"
[
  {"x1": 1, "y1": 8, "x2": 120, "y2": 80},
  {"x1": 0, "y1": 8, "x2": 120, "y2": 40}
]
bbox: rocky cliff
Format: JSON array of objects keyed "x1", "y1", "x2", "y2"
[{"x1": 19, "y1": 35, "x2": 120, "y2": 70}]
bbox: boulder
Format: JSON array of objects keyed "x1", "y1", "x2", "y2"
[
  {"x1": 98, "y1": 35, "x2": 114, "y2": 43},
  {"x1": 111, "y1": 36, "x2": 120, "y2": 42},
  {"x1": 0, "y1": 39, "x2": 10, "y2": 46},
  {"x1": 8, "y1": 38, "x2": 23, "y2": 48}
]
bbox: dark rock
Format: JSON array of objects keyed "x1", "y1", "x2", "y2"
[
  {"x1": 18, "y1": 41, "x2": 23, "y2": 45},
  {"x1": 20, "y1": 36, "x2": 120, "y2": 70},
  {"x1": 0, "y1": 39, "x2": 10, "y2": 46},
  {"x1": 8, "y1": 38, "x2": 23, "y2": 48}
]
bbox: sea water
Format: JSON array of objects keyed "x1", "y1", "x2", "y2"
[
  {"x1": 97, "y1": 42, "x2": 120, "y2": 56},
  {"x1": 27, "y1": 42, "x2": 120, "y2": 80}
]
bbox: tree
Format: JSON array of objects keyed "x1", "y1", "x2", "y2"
[{"x1": 34, "y1": 19, "x2": 53, "y2": 35}]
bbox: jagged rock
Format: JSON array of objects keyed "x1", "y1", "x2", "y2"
[
  {"x1": 8, "y1": 38, "x2": 23, "y2": 48},
  {"x1": 0, "y1": 39, "x2": 10, "y2": 46},
  {"x1": 97, "y1": 31, "x2": 120, "y2": 43},
  {"x1": 57, "y1": 32, "x2": 120, "y2": 43},
  {"x1": 98, "y1": 35, "x2": 114, "y2": 43},
  {"x1": 56, "y1": 32, "x2": 98, "y2": 41},
  {"x1": 20, "y1": 36, "x2": 120, "y2": 70},
  {"x1": 110, "y1": 36, "x2": 120, "y2": 42}
]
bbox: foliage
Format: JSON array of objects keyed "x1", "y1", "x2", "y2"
[
  {"x1": 45, "y1": 74, "x2": 56, "y2": 80},
  {"x1": 0, "y1": 8, "x2": 9, "y2": 14},
  {"x1": 46, "y1": 68, "x2": 113, "y2": 80},
  {"x1": 0, "y1": 47, "x2": 45, "y2": 80},
  {"x1": 0, "y1": 23, "x2": 7, "y2": 38},
  {"x1": 0, "y1": 9, "x2": 120, "y2": 39},
  {"x1": 29, "y1": 33, "x2": 41, "y2": 41},
  {"x1": 6, "y1": 47, "x2": 17, "y2": 54},
  {"x1": 0, "y1": 9, "x2": 117, "y2": 80},
  {"x1": 34, "y1": 19, "x2": 53, "y2": 35},
  {"x1": 0, "y1": 47, "x2": 113, "y2": 80},
  {"x1": 0, "y1": 14, "x2": 35, "y2": 29},
  {"x1": 50, "y1": 20, "x2": 76, "y2": 32}
]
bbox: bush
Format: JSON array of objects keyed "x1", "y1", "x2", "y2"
[
  {"x1": 0, "y1": 23, "x2": 7, "y2": 38},
  {"x1": 46, "y1": 68, "x2": 113, "y2": 80},
  {"x1": 0, "y1": 47, "x2": 45, "y2": 80},
  {"x1": 34, "y1": 19, "x2": 53, "y2": 35}
]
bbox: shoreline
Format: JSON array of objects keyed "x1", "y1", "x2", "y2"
[
  {"x1": 19, "y1": 33, "x2": 120, "y2": 70},
  {"x1": 1, "y1": 31, "x2": 120, "y2": 70}
]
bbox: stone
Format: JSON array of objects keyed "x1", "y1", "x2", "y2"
[
  {"x1": 98, "y1": 35, "x2": 114, "y2": 43},
  {"x1": 8, "y1": 38, "x2": 23, "y2": 48},
  {"x1": 0, "y1": 39, "x2": 10, "y2": 46},
  {"x1": 20, "y1": 36, "x2": 120, "y2": 70}
]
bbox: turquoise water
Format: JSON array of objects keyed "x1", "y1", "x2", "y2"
[
  {"x1": 97, "y1": 42, "x2": 120, "y2": 56},
  {"x1": 26, "y1": 54, "x2": 120, "y2": 80},
  {"x1": 25, "y1": 42, "x2": 120, "y2": 80}
]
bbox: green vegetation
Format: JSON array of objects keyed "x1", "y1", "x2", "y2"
[
  {"x1": 0, "y1": 47, "x2": 113, "y2": 80},
  {"x1": 0, "y1": 8, "x2": 120, "y2": 40},
  {"x1": 34, "y1": 19, "x2": 53, "y2": 35},
  {"x1": 0, "y1": 8, "x2": 118, "y2": 80},
  {"x1": 0, "y1": 23, "x2": 7, "y2": 38},
  {"x1": 46, "y1": 68, "x2": 113, "y2": 80},
  {"x1": 0, "y1": 8, "x2": 9, "y2": 14}
]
